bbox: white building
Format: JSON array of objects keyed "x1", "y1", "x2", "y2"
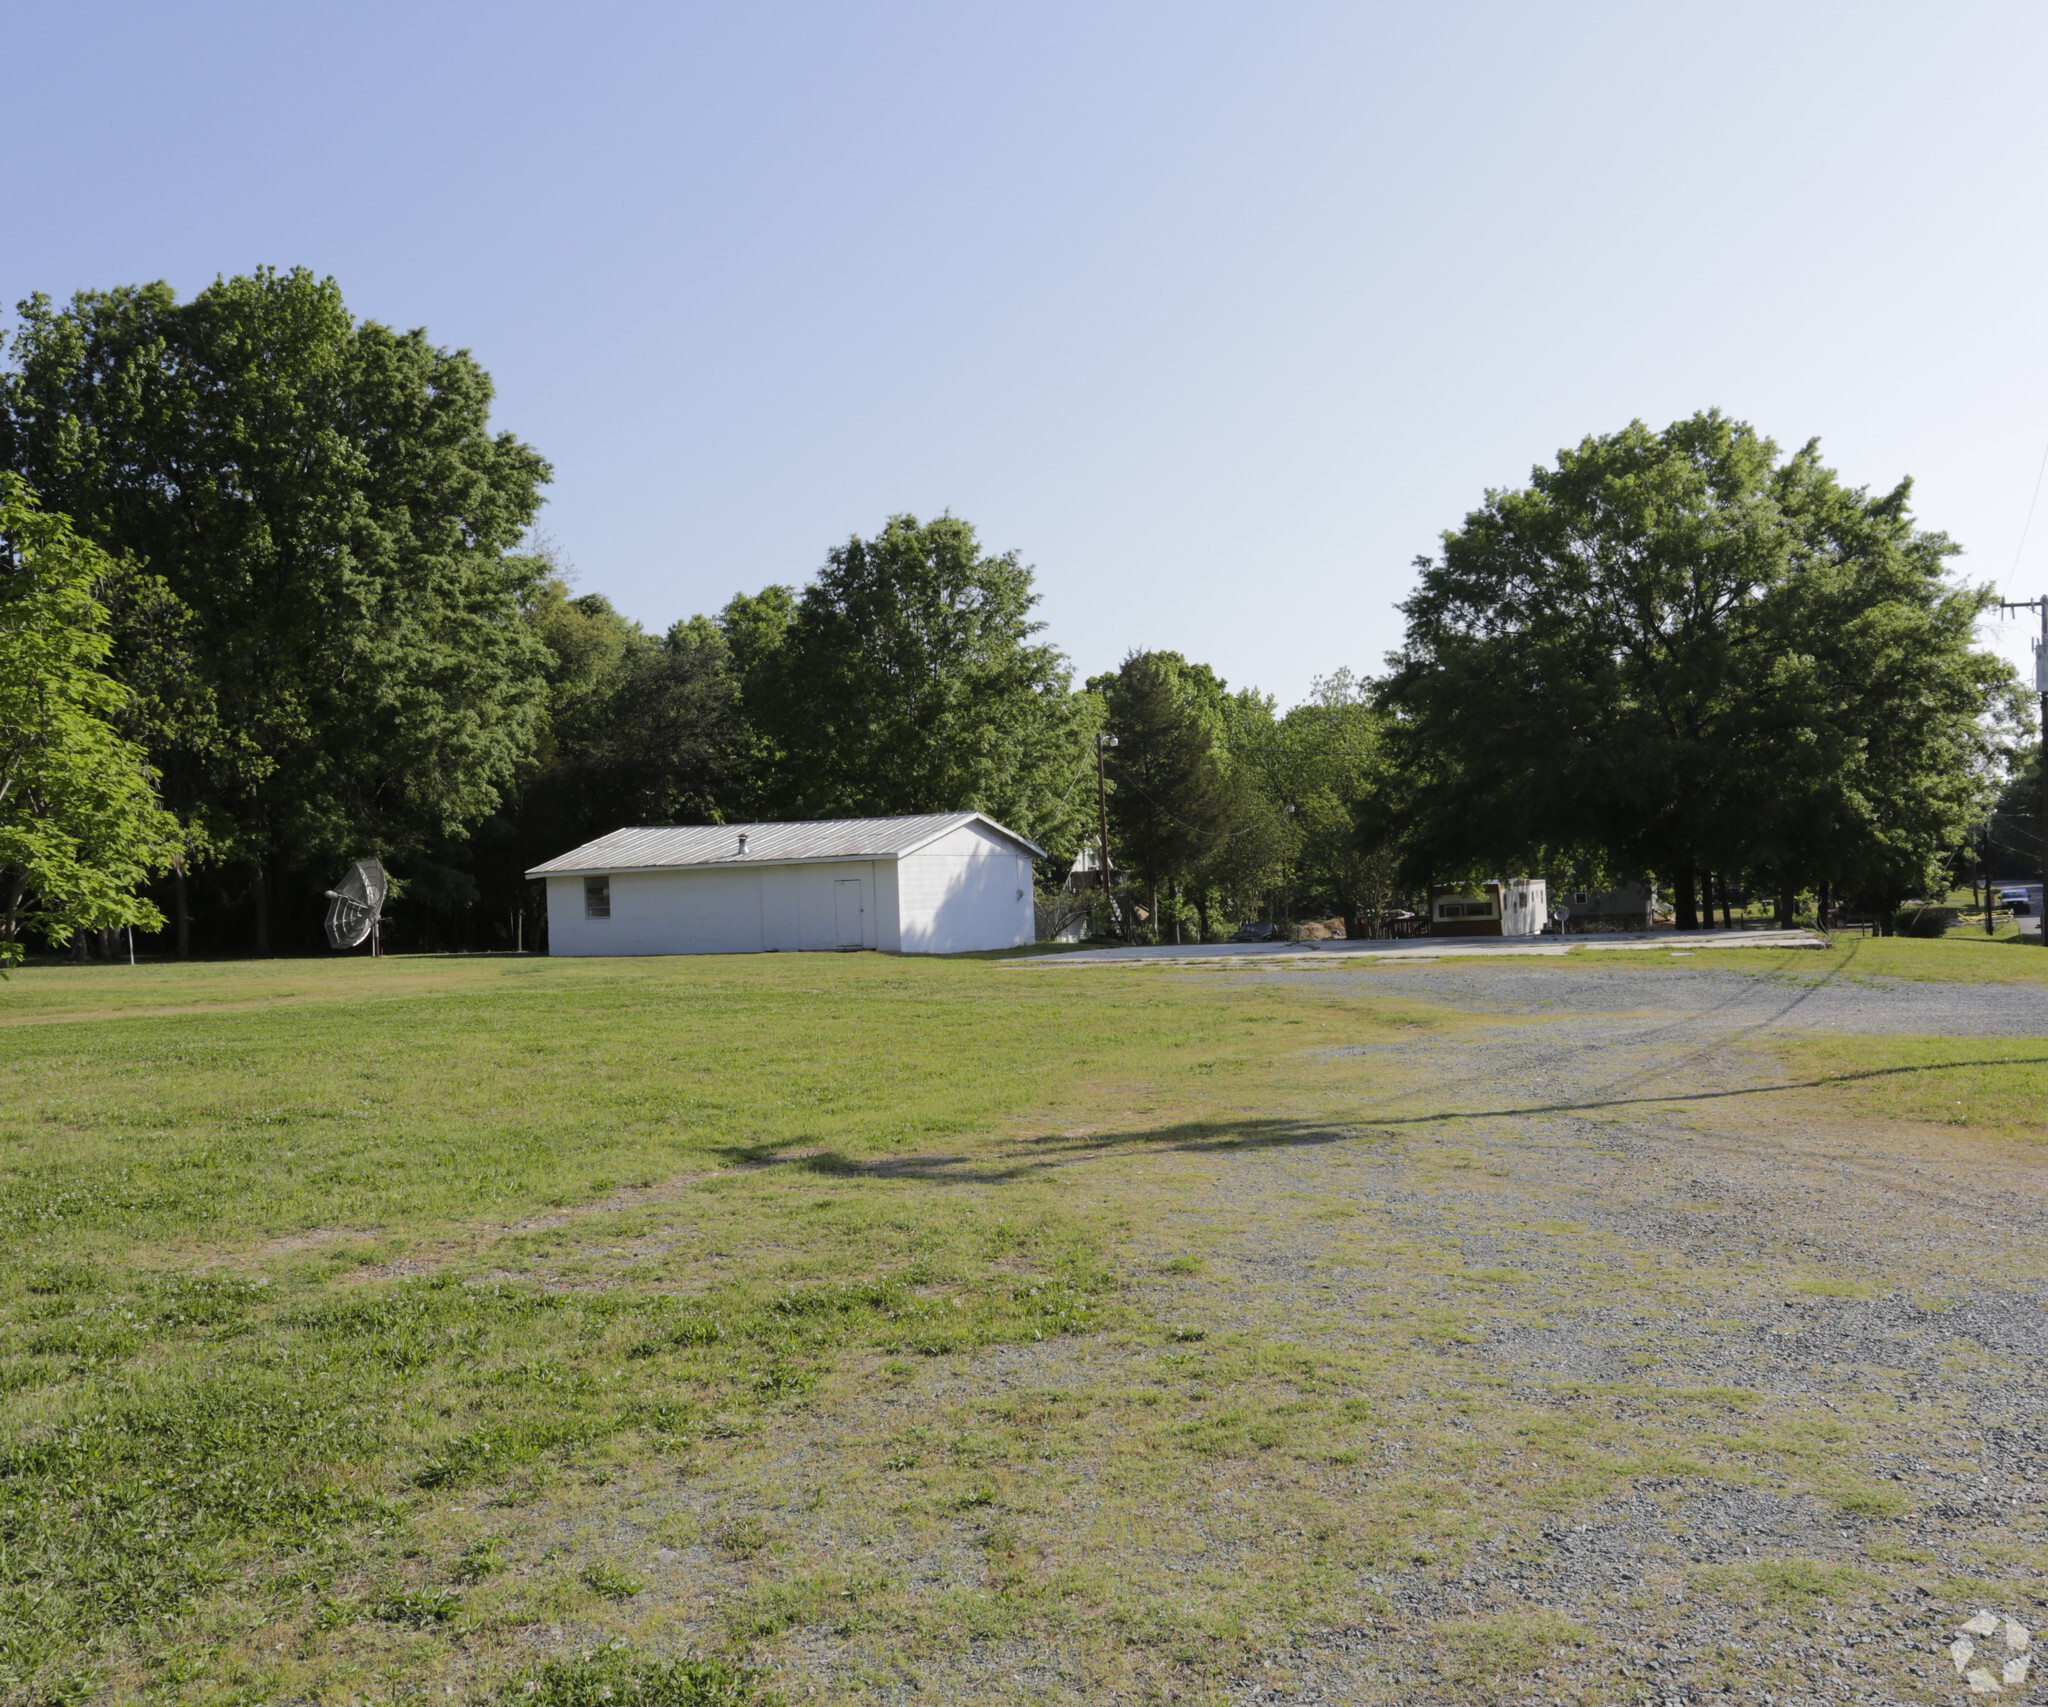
[
  {"x1": 528, "y1": 813, "x2": 1043, "y2": 957},
  {"x1": 1428, "y1": 878, "x2": 1549, "y2": 938}
]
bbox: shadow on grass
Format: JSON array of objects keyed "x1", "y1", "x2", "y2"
[{"x1": 728, "y1": 1053, "x2": 2048, "y2": 1185}]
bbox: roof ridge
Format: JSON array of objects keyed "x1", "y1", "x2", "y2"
[{"x1": 524, "y1": 812, "x2": 1042, "y2": 879}]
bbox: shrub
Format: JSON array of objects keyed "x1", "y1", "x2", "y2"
[{"x1": 1889, "y1": 905, "x2": 1959, "y2": 938}]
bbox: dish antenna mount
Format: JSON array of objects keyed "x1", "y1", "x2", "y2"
[{"x1": 324, "y1": 858, "x2": 390, "y2": 955}]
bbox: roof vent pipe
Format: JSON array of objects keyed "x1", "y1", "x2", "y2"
[{"x1": 736, "y1": 832, "x2": 749, "y2": 855}]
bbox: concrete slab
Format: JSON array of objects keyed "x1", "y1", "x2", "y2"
[{"x1": 1012, "y1": 927, "x2": 1827, "y2": 967}]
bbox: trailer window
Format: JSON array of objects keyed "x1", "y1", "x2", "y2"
[{"x1": 584, "y1": 876, "x2": 611, "y2": 919}]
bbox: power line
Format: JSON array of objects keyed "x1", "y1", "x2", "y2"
[{"x1": 2004, "y1": 433, "x2": 2048, "y2": 596}]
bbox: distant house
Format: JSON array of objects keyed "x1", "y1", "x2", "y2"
[
  {"x1": 527, "y1": 813, "x2": 1043, "y2": 957},
  {"x1": 1430, "y1": 879, "x2": 1548, "y2": 938},
  {"x1": 1557, "y1": 881, "x2": 1657, "y2": 932}
]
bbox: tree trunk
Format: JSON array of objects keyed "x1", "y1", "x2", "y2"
[
  {"x1": 1674, "y1": 866, "x2": 1699, "y2": 932},
  {"x1": 1776, "y1": 881, "x2": 1795, "y2": 929},
  {"x1": 252, "y1": 859, "x2": 271, "y2": 957},
  {"x1": 1150, "y1": 882, "x2": 1159, "y2": 945},
  {"x1": 173, "y1": 856, "x2": 190, "y2": 959}
]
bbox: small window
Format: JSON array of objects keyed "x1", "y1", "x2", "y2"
[
  {"x1": 584, "y1": 875, "x2": 611, "y2": 919},
  {"x1": 1573, "y1": 891, "x2": 1589, "y2": 905}
]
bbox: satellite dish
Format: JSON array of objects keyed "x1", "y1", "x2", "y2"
[{"x1": 324, "y1": 858, "x2": 390, "y2": 954}]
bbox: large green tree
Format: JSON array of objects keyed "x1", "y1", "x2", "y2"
[
  {"x1": 0, "y1": 477, "x2": 182, "y2": 965},
  {"x1": 0, "y1": 269, "x2": 552, "y2": 950},
  {"x1": 1381, "y1": 412, "x2": 2018, "y2": 924},
  {"x1": 1095, "y1": 650, "x2": 1238, "y2": 933},
  {"x1": 1266, "y1": 670, "x2": 1397, "y2": 921},
  {"x1": 513, "y1": 582, "x2": 746, "y2": 857},
  {"x1": 742, "y1": 515, "x2": 1092, "y2": 850}
]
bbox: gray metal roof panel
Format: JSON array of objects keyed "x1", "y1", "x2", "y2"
[{"x1": 525, "y1": 812, "x2": 1045, "y2": 878}]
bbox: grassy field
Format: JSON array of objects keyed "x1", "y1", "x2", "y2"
[
  {"x1": 1767, "y1": 1034, "x2": 2048, "y2": 1138},
  {"x1": 2, "y1": 946, "x2": 2040, "y2": 1704},
  {"x1": 0, "y1": 953, "x2": 1466, "y2": 1704}
]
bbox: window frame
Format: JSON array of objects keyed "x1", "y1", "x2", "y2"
[{"x1": 584, "y1": 875, "x2": 611, "y2": 919}]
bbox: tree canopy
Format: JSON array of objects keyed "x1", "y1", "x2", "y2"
[
  {"x1": 4, "y1": 268, "x2": 2022, "y2": 956},
  {"x1": 1380, "y1": 411, "x2": 2020, "y2": 920},
  {"x1": 0, "y1": 268, "x2": 553, "y2": 947},
  {"x1": 1095, "y1": 650, "x2": 1234, "y2": 906},
  {"x1": 740, "y1": 514, "x2": 1094, "y2": 850},
  {"x1": 0, "y1": 476, "x2": 182, "y2": 965}
]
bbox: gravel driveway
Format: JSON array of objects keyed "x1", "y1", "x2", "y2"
[
  {"x1": 1259, "y1": 959, "x2": 2048, "y2": 1039},
  {"x1": 628, "y1": 959, "x2": 2048, "y2": 1705},
  {"x1": 1174, "y1": 962, "x2": 2048, "y2": 1704}
]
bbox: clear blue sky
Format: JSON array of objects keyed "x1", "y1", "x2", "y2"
[{"x1": 11, "y1": 1, "x2": 2048, "y2": 705}]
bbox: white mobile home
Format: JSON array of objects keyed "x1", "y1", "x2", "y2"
[
  {"x1": 1429, "y1": 878, "x2": 1549, "y2": 938},
  {"x1": 527, "y1": 813, "x2": 1044, "y2": 957}
]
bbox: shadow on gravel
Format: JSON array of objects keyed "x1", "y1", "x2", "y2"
[
  {"x1": 732, "y1": 1052, "x2": 2048, "y2": 1185},
  {"x1": 1346, "y1": 1051, "x2": 2048, "y2": 1129}
]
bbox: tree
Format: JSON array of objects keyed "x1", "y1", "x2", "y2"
[
  {"x1": 1270, "y1": 670, "x2": 1397, "y2": 921},
  {"x1": 519, "y1": 584, "x2": 746, "y2": 847},
  {"x1": 743, "y1": 515, "x2": 1093, "y2": 851},
  {"x1": 1380, "y1": 412, "x2": 2017, "y2": 925},
  {"x1": 1988, "y1": 747, "x2": 2043, "y2": 884},
  {"x1": 716, "y1": 583, "x2": 798, "y2": 819},
  {"x1": 0, "y1": 269, "x2": 553, "y2": 950},
  {"x1": 1198, "y1": 688, "x2": 1299, "y2": 936},
  {"x1": 457, "y1": 580, "x2": 747, "y2": 948},
  {"x1": 1096, "y1": 650, "x2": 1237, "y2": 935},
  {"x1": 0, "y1": 477, "x2": 182, "y2": 965}
]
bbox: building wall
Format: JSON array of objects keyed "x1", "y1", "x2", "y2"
[
  {"x1": 897, "y1": 821, "x2": 1035, "y2": 953},
  {"x1": 546, "y1": 860, "x2": 883, "y2": 957},
  {"x1": 544, "y1": 832, "x2": 1031, "y2": 956},
  {"x1": 1559, "y1": 881, "x2": 1655, "y2": 928},
  {"x1": 1498, "y1": 879, "x2": 1548, "y2": 937},
  {"x1": 872, "y1": 859, "x2": 904, "y2": 953},
  {"x1": 1429, "y1": 879, "x2": 1547, "y2": 939}
]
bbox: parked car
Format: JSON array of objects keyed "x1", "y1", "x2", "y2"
[
  {"x1": 1231, "y1": 921, "x2": 1284, "y2": 943},
  {"x1": 1998, "y1": 888, "x2": 2035, "y2": 917}
]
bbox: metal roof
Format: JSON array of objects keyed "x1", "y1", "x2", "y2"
[{"x1": 526, "y1": 812, "x2": 1045, "y2": 878}]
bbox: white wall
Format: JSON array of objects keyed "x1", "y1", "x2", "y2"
[
  {"x1": 547, "y1": 860, "x2": 882, "y2": 956},
  {"x1": 1500, "y1": 879, "x2": 1548, "y2": 938},
  {"x1": 896, "y1": 821, "x2": 1035, "y2": 954},
  {"x1": 544, "y1": 827, "x2": 1035, "y2": 957}
]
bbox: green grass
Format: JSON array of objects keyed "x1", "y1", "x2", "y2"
[
  {"x1": 1771, "y1": 1034, "x2": 2048, "y2": 1137},
  {"x1": 0, "y1": 952, "x2": 1455, "y2": 1702},
  {"x1": 1696, "y1": 1557, "x2": 1880, "y2": 1609}
]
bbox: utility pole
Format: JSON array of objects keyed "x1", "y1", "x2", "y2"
[
  {"x1": 1095, "y1": 732, "x2": 1124, "y2": 939},
  {"x1": 1983, "y1": 821, "x2": 1995, "y2": 936},
  {"x1": 2000, "y1": 595, "x2": 2048, "y2": 945}
]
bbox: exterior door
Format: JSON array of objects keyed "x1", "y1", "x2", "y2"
[{"x1": 835, "y1": 878, "x2": 864, "y2": 947}]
